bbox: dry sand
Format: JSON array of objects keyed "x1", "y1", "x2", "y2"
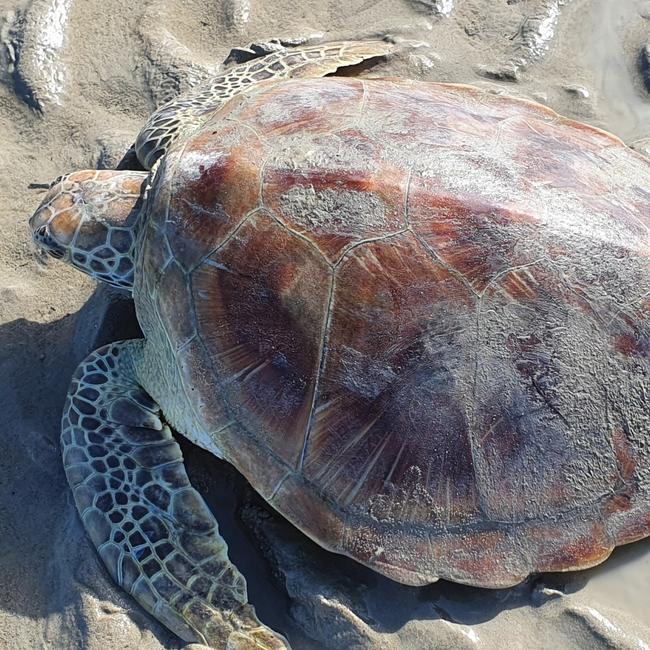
[{"x1": 1, "y1": 0, "x2": 650, "y2": 648}]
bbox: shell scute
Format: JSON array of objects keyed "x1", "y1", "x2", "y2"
[
  {"x1": 303, "y1": 232, "x2": 482, "y2": 525},
  {"x1": 264, "y1": 165, "x2": 408, "y2": 263},
  {"x1": 191, "y1": 210, "x2": 332, "y2": 467},
  {"x1": 163, "y1": 123, "x2": 263, "y2": 271},
  {"x1": 409, "y1": 189, "x2": 540, "y2": 293}
]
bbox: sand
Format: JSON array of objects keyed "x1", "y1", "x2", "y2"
[{"x1": 1, "y1": 0, "x2": 649, "y2": 648}]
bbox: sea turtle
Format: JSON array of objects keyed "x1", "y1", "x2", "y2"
[{"x1": 29, "y1": 40, "x2": 650, "y2": 649}]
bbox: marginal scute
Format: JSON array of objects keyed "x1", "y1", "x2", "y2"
[
  {"x1": 156, "y1": 261, "x2": 196, "y2": 349},
  {"x1": 514, "y1": 517, "x2": 612, "y2": 576}
]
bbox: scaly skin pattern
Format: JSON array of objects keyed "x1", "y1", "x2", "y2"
[
  {"x1": 137, "y1": 76, "x2": 650, "y2": 588},
  {"x1": 61, "y1": 340, "x2": 288, "y2": 649},
  {"x1": 29, "y1": 170, "x2": 147, "y2": 290},
  {"x1": 134, "y1": 40, "x2": 393, "y2": 169}
]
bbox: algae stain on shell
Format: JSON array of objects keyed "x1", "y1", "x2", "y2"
[{"x1": 279, "y1": 185, "x2": 387, "y2": 237}]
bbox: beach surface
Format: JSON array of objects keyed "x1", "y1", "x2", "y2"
[{"x1": 1, "y1": 0, "x2": 650, "y2": 648}]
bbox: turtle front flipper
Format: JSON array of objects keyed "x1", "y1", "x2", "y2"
[
  {"x1": 62, "y1": 340, "x2": 288, "y2": 649},
  {"x1": 135, "y1": 39, "x2": 393, "y2": 169}
]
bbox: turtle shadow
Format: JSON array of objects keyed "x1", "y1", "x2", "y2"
[{"x1": 0, "y1": 285, "x2": 297, "y2": 646}]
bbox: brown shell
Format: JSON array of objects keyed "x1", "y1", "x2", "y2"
[{"x1": 137, "y1": 76, "x2": 650, "y2": 587}]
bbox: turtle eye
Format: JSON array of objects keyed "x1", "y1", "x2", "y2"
[{"x1": 34, "y1": 224, "x2": 66, "y2": 258}]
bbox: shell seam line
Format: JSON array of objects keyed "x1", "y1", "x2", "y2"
[{"x1": 298, "y1": 271, "x2": 336, "y2": 470}]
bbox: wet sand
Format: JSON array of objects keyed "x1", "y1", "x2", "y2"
[{"x1": 1, "y1": 0, "x2": 649, "y2": 648}]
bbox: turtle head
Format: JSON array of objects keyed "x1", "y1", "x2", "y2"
[{"x1": 29, "y1": 169, "x2": 148, "y2": 290}]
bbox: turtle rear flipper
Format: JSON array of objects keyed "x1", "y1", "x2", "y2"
[
  {"x1": 135, "y1": 39, "x2": 393, "y2": 169},
  {"x1": 62, "y1": 340, "x2": 288, "y2": 649}
]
